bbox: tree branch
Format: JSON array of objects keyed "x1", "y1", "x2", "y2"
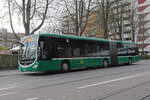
[
  {"x1": 30, "y1": 0, "x2": 54, "y2": 35},
  {"x1": 63, "y1": 0, "x2": 75, "y2": 22},
  {"x1": 13, "y1": 0, "x2": 23, "y2": 11},
  {"x1": 30, "y1": 0, "x2": 36, "y2": 19},
  {"x1": 22, "y1": 0, "x2": 26, "y2": 34},
  {"x1": 81, "y1": 0, "x2": 92, "y2": 35},
  {"x1": 8, "y1": 0, "x2": 19, "y2": 40}
]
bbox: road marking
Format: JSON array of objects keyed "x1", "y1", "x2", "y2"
[
  {"x1": 25, "y1": 97, "x2": 40, "y2": 100},
  {"x1": 25, "y1": 97, "x2": 54, "y2": 100},
  {"x1": 0, "y1": 82, "x2": 20, "y2": 87},
  {"x1": 77, "y1": 71, "x2": 150, "y2": 89},
  {"x1": 0, "y1": 92, "x2": 16, "y2": 97},
  {"x1": 0, "y1": 85, "x2": 20, "y2": 91}
]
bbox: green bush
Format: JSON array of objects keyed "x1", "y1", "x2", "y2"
[
  {"x1": 0, "y1": 54, "x2": 18, "y2": 69},
  {"x1": 140, "y1": 54, "x2": 150, "y2": 60},
  {"x1": 0, "y1": 46, "x2": 8, "y2": 51}
]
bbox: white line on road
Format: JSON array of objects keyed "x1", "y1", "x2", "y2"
[
  {"x1": 0, "y1": 85, "x2": 21, "y2": 91},
  {"x1": 0, "y1": 92, "x2": 16, "y2": 97},
  {"x1": 25, "y1": 97, "x2": 40, "y2": 100},
  {"x1": 77, "y1": 71, "x2": 150, "y2": 89}
]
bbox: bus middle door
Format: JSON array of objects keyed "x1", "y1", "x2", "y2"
[{"x1": 110, "y1": 41, "x2": 118, "y2": 66}]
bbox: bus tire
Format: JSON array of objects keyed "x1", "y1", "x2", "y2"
[
  {"x1": 61, "y1": 61, "x2": 70, "y2": 72},
  {"x1": 103, "y1": 59, "x2": 108, "y2": 67},
  {"x1": 128, "y1": 58, "x2": 132, "y2": 65}
]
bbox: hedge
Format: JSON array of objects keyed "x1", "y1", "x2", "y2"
[
  {"x1": 0, "y1": 54, "x2": 18, "y2": 69},
  {"x1": 140, "y1": 54, "x2": 150, "y2": 60}
]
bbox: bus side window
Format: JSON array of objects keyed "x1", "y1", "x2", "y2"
[
  {"x1": 73, "y1": 48, "x2": 80, "y2": 56},
  {"x1": 98, "y1": 42, "x2": 109, "y2": 56},
  {"x1": 117, "y1": 43, "x2": 128, "y2": 56},
  {"x1": 43, "y1": 38, "x2": 54, "y2": 59},
  {"x1": 117, "y1": 43, "x2": 123, "y2": 55},
  {"x1": 91, "y1": 42, "x2": 97, "y2": 54},
  {"x1": 55, "y1": 38, "x2": 66, "y2": 58},
  {"x1": 135, "y1": 44, "x2": 139, "y2": 55},
  {"x1": 128, "y1": 44, "x2": 137, "y2": 55},
  {"x1": 84, "y1": 44, "x2": 89, "y2": 55},
  {"x1": 65, "y1": 47, "x2": 72, "y2": 57},
  {"x1": 96, "y1": 45, "x2": 100, "y2": 53},
  {"x1": 38, "y1": 37, "x2": 53, "y2": 60}
]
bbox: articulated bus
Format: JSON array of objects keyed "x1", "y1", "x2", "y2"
[{"x1": 19, "y1": 33, "x2": 140, "y2": 72}]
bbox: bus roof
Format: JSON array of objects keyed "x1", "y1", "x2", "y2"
[{"x1": 39, "y1": 33, "x2": 136, "y2": 44}]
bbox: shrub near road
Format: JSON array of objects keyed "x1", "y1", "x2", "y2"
[
  {"x1": 140, "y1": 54, "x2": 150, "y2": 60},
  {"x1": 0, "y1": 54, "x2": 18, "y2": 69}
]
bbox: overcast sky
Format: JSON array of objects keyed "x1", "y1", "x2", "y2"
[
  {"x1": 0, "y1": 0, "x2": 63, "y2": 34},
  {"x1": 0, "y1": 1, "x2": 25, "y2": 33}
]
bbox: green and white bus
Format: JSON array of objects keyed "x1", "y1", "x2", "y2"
[{"x1": 19, "y1": 33, "x2": 140, "y2": 72}]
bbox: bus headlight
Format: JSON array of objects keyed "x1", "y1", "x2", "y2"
[{"x1": 33, "y1": 64, "x2": 38, "y2": 68}]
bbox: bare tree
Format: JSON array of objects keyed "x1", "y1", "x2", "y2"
[
  {"x1": 97, "y1": 0, "x2": 110, "y2": 39},
  {"x1": 110, "y1": 0, "x2": 137, "y2": 41},
  {"x1": 5, "y1": 0, "x2": 54, "y2": 39},
  {"x1": 63, "y1": 0, "x2": 93, "y2": 36},
  {"x1": 8, "y1": 0, "x2": 20, "y2": 39},
  {"x1": 111, "y1": 0, "x2": 124, "y2": 40},
  {"x1": 130, "y1": 0, "x2": 138, "y2": 42},
  {"x1": 138, "y1": 15, "x2": 145, "y2": 54},
  {"x1": 39, "y1": 0, "x2": 66, "y2": 34}
]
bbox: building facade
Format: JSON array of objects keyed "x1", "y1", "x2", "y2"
[
  {"x1": 138, "y1": 0, "x2": 150, "y2": 54},
  {"x1": 61, "y1": 15, "x2": 76, "y2": 35},
  {"x1": 109, "y1": 0, "x2": 136, "y2": 41},
  {"x1": 61, "y1": 0, "x2": 138, "y2": 43},
  {"x1": 84, "y1": 0, "x2": 135, "y2": 40}
]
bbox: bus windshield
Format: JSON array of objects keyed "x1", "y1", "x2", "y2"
[{"x1": 19, "y1": 35, "x2": 38, "y2": 65}]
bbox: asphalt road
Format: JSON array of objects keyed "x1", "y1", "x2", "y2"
[{"x1": 0, "y1": 60, "x2": 150, "y2": 100}]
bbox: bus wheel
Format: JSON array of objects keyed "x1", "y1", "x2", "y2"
[
  {"x1": 103, "y1": 59, "x2": 108, "y2": 67},
  {"x1": 61, "y1": 62, "x2": 70, "y2": 72},
  {"x1": 128, "y1": 58, "x2": 132, "y2": 65}
]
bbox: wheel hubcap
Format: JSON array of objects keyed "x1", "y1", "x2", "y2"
[
  {"x1": 129, "y1": 59, "x2": 132, "y2": 64},
  {"x1": 104, "y1": 61, "x2": 108, "y2": 67},
  {"x1": 63, "y1": 63, "x2": 68, "y2": 70}
]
